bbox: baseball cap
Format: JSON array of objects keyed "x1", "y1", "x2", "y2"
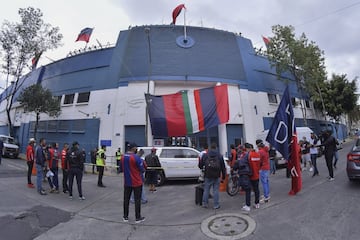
[
  {"x1": 255, "y1": 139, "x2": 263, "y2": 145},
  {"x1": 128, "y1": 142, "x2": 137, "y2": 149}
]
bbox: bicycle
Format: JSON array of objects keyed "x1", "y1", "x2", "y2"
[{"x1": 226, "y1": 169, "x2": 240, "y2": 196}]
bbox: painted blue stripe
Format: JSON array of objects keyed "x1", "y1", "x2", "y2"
[
  {"x1": 146, "y1": 94, "x2": 168, "y2": 137},
  {"x1": 198, "y1": 87, "x2": 220, "y2": 129}
]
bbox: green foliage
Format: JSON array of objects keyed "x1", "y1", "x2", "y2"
[
  {"x1": 0, "y1": 6, "x2": 62, "y2": 135},
  {"x1": 18, "y1": 84, "x2": 61, "y2": 117},
  {"x1": 322, "y1": 74, "x2": 358, "y2": 122}
]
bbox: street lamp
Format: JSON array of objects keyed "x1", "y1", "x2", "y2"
[{"x1": 144, "y1": 27, "x2": 152, "y2": 146}]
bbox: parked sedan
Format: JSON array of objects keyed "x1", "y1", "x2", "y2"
[{"x1": 346, "y1": 138, "x2": 360, "y2": 181}]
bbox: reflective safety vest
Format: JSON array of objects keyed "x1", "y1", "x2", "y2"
[
  {"x1": 96, "y1": 149, "x2": 105, "y2": 166},
  {"x1": 116, "y1": 150, "x2": 122, "y2": 160}
]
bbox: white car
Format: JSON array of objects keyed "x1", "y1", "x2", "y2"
[
  {"x1": 140, "y1": 146, "x2": 229, "y2": 185},
  {"x1": 0, "y1": 135, "x2": 19, "y2": 158}
]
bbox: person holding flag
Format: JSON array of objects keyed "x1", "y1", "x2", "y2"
[{"x1": 266, "y1": 86, "x2": 302, "y2": 195}]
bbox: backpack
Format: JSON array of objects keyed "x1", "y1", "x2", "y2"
[{"x1": 204, "y1": 154, "x2": 221, "y2": 178}]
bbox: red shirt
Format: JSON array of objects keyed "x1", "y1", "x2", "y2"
[
  {"x1": 258, "y1": 146, "x2": 270, "y2": 171},
  {"x1": 61, "y1": 148, "x2": 68, "y2": 169},
  {"x1": 249, "y1": 150, "x2": 261, "y2": 180},
  {"x1": 26, "y1": 145, "x2": 34, "y2": 162},
  {"x1": 230, "y1": 149, "x2": 237, "y2": 167}
]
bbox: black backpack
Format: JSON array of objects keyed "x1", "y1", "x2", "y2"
[{"x1": 204, "y1": 154, "x2": 221, "y2": 178}]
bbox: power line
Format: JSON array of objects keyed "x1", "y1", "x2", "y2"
[{"x1": 295, "y1": 1, "x2": 360, "y2": 28}]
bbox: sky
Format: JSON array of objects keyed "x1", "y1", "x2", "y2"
[{"x1": 0, "y1": 0, "x2": 359, "y2": 91}]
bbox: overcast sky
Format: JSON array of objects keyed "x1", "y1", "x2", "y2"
[{"x1": 1, "y1": 0, "x2": 359, "y2": 90}]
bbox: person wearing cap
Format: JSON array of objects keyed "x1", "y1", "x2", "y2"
[
  {"x1": 67, "y1": 141, "x2": 85, "y2": 200},
  {"x1": 256, "y1": 139, "x2": 271, "y2": 203},
  {"x1": 116, "y1": 147, "x2": 123, "y2": 174},
  {"x1": 122, "y1": 142, "x2": 146, "y2": 223},
  {"x1": 96, "y1": 145, "x2": 106, "y2": 187},
  {"x1": 26, "y1": 138, "x2": 36, "y2": 188},
  {"x1": 145, "y1": 147, "x2": 161, "y2": 192}
]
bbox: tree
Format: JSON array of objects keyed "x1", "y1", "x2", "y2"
[
  {"x1": 0, "y1": 7, "x2": 62, "y2": 136},
  {"x1": 322, "y1": 74, "x2": 358, "y2": 122},
  {"x1": 17, "y1": 84, "x2": 61, "y2": 140},
  {"x1": 265, "y1": 25, "x2": 327, "y2": 125}
]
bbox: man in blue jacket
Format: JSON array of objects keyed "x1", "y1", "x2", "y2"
[{"x1": 35, "y1": 138, "x2": 47, "y2": 195}]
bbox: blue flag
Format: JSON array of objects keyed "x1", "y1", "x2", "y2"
[{"x1": 266, "y1": 86, "x2": 295, "y2": 160}]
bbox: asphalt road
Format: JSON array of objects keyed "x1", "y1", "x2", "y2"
[{"x1": 0, "y1": 140, "x2": 359, "y2": 240}]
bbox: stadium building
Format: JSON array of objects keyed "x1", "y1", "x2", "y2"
[{"x1": 0, "y1": 25, "x2": 348, "y2": 158}]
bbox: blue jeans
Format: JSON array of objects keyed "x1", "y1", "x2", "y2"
[
  {"x1": 36, "y1": 164, "x2": 44, "y2": 192},
  {"x1": 260, "y1": 170, "x2": 270, "y2": 198},
  {"x1": 202, "y1": 177, "x2": 220, "y2": 208},
  {"x1": 270, "y1": 159, "x2": 276, "y2": 174},
  {"x1": 311, "y1": 154, "x2": 318, "y2": 174},
  {"x1": 333, "y1": 151, "x2": 339, "y2": 166}
]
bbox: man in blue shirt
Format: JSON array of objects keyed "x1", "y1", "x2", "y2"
[{"x1": 36, "y1": 138, "x2": 47, "y2": 195}]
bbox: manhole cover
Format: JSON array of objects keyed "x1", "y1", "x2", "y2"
[{"x1": 201, "y1": 213, "x2": 256, "y2": 239}]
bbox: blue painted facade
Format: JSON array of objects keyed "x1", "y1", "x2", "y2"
[{"x1": 0, "y1": 25, "x2": 348, "y2": 157}]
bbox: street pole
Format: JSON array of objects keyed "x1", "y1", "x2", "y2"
[{"x1": 144, "y1": 27, "x2": 152, "y2": 146}]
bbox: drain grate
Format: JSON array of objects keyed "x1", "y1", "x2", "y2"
[{"x1": 201, "y1": 213, "x2": 256, "y2": 239}]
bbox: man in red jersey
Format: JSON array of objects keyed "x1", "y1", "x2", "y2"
[
  {"x1": 26, "y1": 138, "x2": 36, "y2": 188},
  {"x1": 61, "y1": 143, "x2": 69, "y2": 193},
  {"x1": 122, "y1": 143, "x2": 146, "y2": 223}
]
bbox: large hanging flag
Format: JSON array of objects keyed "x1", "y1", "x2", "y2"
[
  {"x1": 172, "y1": 4, "x2": 186, "y2": 24},
  {"x1": 75, "y1": 27, "x2": 93, "y2": 43},
  {"x1": 145, "y1": 84, "x2": 229, "y2": 137},
  {"x1": 266, "y1": 86, "x2": 302, "y2": 195},
  {"x1": 31, "y1": 51, "x2": 42, "y2": 70}
]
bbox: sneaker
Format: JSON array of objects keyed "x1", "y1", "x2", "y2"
[
  {"x1": 69, "y1": 196, "x2": 73, "y2": 200},
  {"x1": 79, "y1": 196, "x2": 86, "y2": 200},
  {"x1": 254, "y1": 203, "x2": 260, "y2": 209},
  {"x1": 328, "y1": 177, "x2": 335, "y2": 182},
  {"x1": 49, "y1": 188, "x2": 56, "y2": 193},
  {"x1": 242, "y1": 205, "x2": 250, "y2": 212},
  {"x1": 135, "y1": 217, "x2": 145, "y2": 223},
  {"x1": 213, "y1": 205, "x2": 220, "y2": 210},
  {"x1": 123, "y1": 217, "x2": 129, "y2": 222},
  {"x1": 309, "y1": 167, "x2": 314, "y2": 172},
  {"x1": 202, "y1": 203, "x2": 208, "y2": 208},
  {"x1": 39, "y1": 190, "x2": 47, "y2": 195},
  {"x1": 141, "y1": 200, "x2": 148, "y2": 204}
]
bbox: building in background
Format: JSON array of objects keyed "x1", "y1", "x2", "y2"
[{"x1": 0, "y1": 25, "x2": 347, "y2": 159}]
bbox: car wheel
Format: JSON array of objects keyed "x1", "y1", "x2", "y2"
[{"x1": 157, "y1": 171, "x2": 165, "y2": 186}]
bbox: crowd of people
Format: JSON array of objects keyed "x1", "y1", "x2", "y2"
[
  {"x1": 25, "y1": 138, "x2": 161, "y2": 224},
  {"x1": 198, "y1": 129, "x2": 340, "y2": 213},
  {"x1": 22, "y1": 129, "x2": 339, "y2": 222}
]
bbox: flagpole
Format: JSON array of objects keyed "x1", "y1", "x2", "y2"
[{"x1": 183, "y1": 8, "x2": 187, "y2": 42}]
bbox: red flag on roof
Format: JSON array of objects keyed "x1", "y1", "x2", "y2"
[
  {"x1": 76, "y1": 27, "x2": 93, "y2": 43},
  {"x1": 145, "y1": 84, "x2": 229, "y2": 137},
  {"x1": 262, "y1": 36, "x2": 270, "y2": 46},
  {"x1": 172, "y1": 4, "x2": 186, "y2": 24},
  {"x1": 31, "y1": 52, "x2": 42, "y2": 70}
]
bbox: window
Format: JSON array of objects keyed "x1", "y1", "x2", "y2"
[
  {"x1": 48, "y1": 120, "x2": 57, "y2": 132},
  {"x1": 63, "y1": 94, "x2": 75, "y2": 105},
  {"x1": 291, "y1": 97, "x2": 297, "y2": 106},
  {"x1": 58, "y1": 120, "x2": 70, "y2": 132},
  {"x1": 77, "y1": 92, "x2": 90, "y2": 103},
  {"x1": 305, "y1": 100, "x2": 311, "y2": 108},
  {"x1": 267, "y1": 93, "x2": 278, "y2": 104}
]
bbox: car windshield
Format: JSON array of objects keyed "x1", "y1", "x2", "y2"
[{"x1": 0, "y1": 137, "x2": 15, "y2": 144}]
